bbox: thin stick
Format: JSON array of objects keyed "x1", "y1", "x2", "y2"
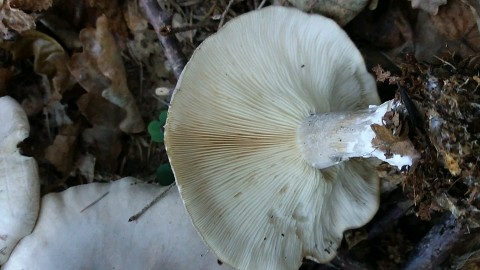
[
  {"x1": 139, "y1": 0, "x2": 187, "y2": 80},
  {"x1": 218, "y1": 0, "x2": 235, "y2": 29},
  {"x1": 434, "y1": 55, "x2": 457, "y2": 70},
  {"x1": 159, "y1": 22, "x2": 216, "y2": 36},
  {"x1": 80, "y1": 191, "x2": 109, "y2": 213},
  {"x1": 128, "y1": 183, "x2": 176, "y2": 222},
  {"x1": 257, "y1": 0, "x2": 267, "y2": 9}
]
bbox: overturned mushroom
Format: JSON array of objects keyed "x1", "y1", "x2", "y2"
[
  {"x1": 165, "y1": 6, "x2": 417, "y2": 270},
  {"x1": 0, "y1": 96, "x2": 40, "y2": 265},
  {"x1": 3, "y1": 178, "x2": 231, "y2": 270}
]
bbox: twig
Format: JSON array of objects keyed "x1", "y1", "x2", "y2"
[
  {"x1": 80, "y1": 191, "x2": 109, "y2": 213},
  {"x1": 128, "y1": 183, "x2": 176, "y2": 222},
  {"x1": 139, "y1": 0, "x2": 187, "y2": 80},
  {"x1": 159, "y1": 22, "x2": 216, "y2": 36},
  {"x1": 257, "y1": 0, "x2": 267, "y2": 9},
  {"x1": 218, "y1": 0, "x2": 235, "y2": 29},
  {"x1": 434, "y1": 55, "x2": 457, "y2": 70},
  {"x1": 401, "y1": 212, "x2": 466, "y2": 270}
]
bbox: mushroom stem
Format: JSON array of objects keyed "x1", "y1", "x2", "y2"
[{"x1": 298, "y1": 99, "x2": 415, "y2": 170}]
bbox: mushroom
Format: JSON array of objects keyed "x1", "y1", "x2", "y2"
[
  {"x1": 0, "y1": 96, "x2": 40, "y2": 265},
  {"x1": 165, "y1": 6, "x2": 417, "y2": 270},
  {"x1": 2, "y1": 177, "x2": 231, "y2": 270}
]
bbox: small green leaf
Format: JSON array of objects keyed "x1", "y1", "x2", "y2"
[
  {"x1": 156, "y1": 163, "x2": 175, "y2": 186},
  {"x1": 148, "y1": 121, "x2": 164, "y2": 143},
  {"x1": 158, "y1": 110, "x2": 168, "y2": 125}
]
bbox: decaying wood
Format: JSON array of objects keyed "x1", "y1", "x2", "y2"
[{"x1": 401, "y1": 212, "x2": 466, "y2": 270}]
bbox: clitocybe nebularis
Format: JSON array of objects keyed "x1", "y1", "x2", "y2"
[
  {"x1": 2, "y1": 178, "x2": 230, "y2": 270},
  {"x1": 0, "y1": 96, "x2": 40, "y2": 266},
  {"x1": 165, "y1": 6, "x2": 418, "y2": 270}
]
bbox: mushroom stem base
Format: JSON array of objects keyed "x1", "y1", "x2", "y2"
[{"x1": 297, "y1": 99, "x2": 415, "y2": 170}]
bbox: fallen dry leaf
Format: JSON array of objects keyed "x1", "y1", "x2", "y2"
[
  {"x1": 287, "y1": 0, "x2": 374, "y2": 25},
  {"x1": 0, "y1": 67, "x2": 13, "y2": 95},
  {"x1": 122, "y1": 0, "x2": 148, "y2": 32},
  {"x1": 430, "y1": 0, "x2": 479, "y2": 40},
  {"x1": 85, "y1": 0, "x2": 129, "y2": 45},
  {"x1": 76, "y1": 93, "x2": 124, "y2": 172},
  {"x1": 414, "y1": 0, "x2": 480, "y2": 62},
  {"x1": 349, "y1": 0, "x2": 479, "y2": 64},
  {"x1": 373, "y1": 65, "x2": 401, "y2": 84},
  {"x1": 0, "y1": 30, "x2": 73, "y2": 101},
  {"x1": 0, "y1": 0, "x2": 35, "y2": 36},
  {"x1": 44, "y1": 100, "x2": 73, "y2": 127},
  {"x1": 69, "y1": 14, "x2": 144, "y2": 134},
  {"x1": 372, "y1": 124, "x2": 419, "y2": 162},
  {"x1": 410, "y1": 0, "x2": 447, "y2": 15},
  {"x1": 10, "y1": 0, "x2": 52, "y2": 11},
  {"x1": 74, "y1": 153, "x2": 96, "y2": 183},
  {"x1": 37, "y1": 13, "x2": 82, "y2": 51},
  {"x1": 348, "y1": 0, "x2": 414, "y2": 54},
  {"x1": 44, "y1": 124, "x2": 79, "y2": 175}
]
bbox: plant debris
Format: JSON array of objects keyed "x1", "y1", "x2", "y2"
[
  {"x1": 382, "y1": 58, "x2": 480, "y2": 223},
  {"x1": 0, "y1": 0, "x2": 479, "y2": 269}
]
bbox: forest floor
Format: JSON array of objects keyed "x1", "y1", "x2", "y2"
[{"x1": 0, "y1": 0, "x2": 479, "y2": 269}]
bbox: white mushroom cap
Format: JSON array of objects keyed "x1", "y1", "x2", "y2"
[
  {"x1": 3, "y1": 177, "x2": 231, "y2": 270},
  {"x1": 0, "y1": 96, "x2": 40, "y2": 265},
  {"x1": 165, "y1": 6, "x2": 380, "y2": 270}
]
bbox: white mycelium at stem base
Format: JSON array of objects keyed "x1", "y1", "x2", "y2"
[{"x1": 298, "y1": 100, "x2": 413, "y2": 170}]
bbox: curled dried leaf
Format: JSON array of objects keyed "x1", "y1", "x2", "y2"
[
  {"x1": 0, "y1": 0, "x2": 35, "y2": 36},
  {"x1": 76, "y1": 93, "x2": 124, "y2": 172},
  {"x1": 410, "y1": 0, "x2": 447, "y2": 15},
  {"x1": 371, "y1": 101, "x2": 420, "y2": 166},
  {"x1": 44, "y1": 125, "x2": 79, "y2": 175},
  {"x1": 83, "y1": 0, "x2": 129, "y2": 44},
  {"x1": 0, "y1": 30, "x2": 72, "y2": 101},
  {"x1": 287, "y1": 0, "x2": 372, "y2": 25},
  {"x1": 373, "y1": 65, "x2": 401, "y2": 84},
  {"x1": 10, "y1": 0, "x2": 52, "y2": 11},
  {"x1": 415, "y1": 0, "x2": 480, "y2": 62},
  {"x1": 430, "y1": 0, "x2": 479, "y2": 40},
  {"x1": 122, "y1": 0, "x2": 148, "y2": 32},
  {"x1": 372, "y1": 123, "x2": 419, "y2": 162},
  {"x1": 69, "y1": 15, "x2": 144, "y2": 134}
]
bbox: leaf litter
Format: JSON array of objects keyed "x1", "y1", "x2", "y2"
[{"x1": 0, "y1": 0, "x2": 479, "y2": 269}]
